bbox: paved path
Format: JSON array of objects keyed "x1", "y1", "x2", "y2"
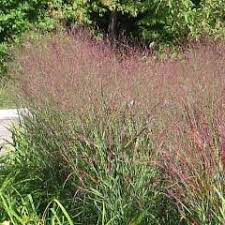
[{"x1": 0, "y1": 109, "x2": 20, "y2": 151}]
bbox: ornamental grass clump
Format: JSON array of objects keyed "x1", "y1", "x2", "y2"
[
  {"x1": 158, "y1": 42, "x2": 225, "y2": 224},
  {"x1": 160, "y1": 102, "x2": 225, "y2": 224},
  {"x1": 9, "y1": 30, "x2": 180, "y2": 224},
  {"x1": 13, "y1": 103, "x2": 178, "y2": 224},
  {"x1": 8, "y1": 30, "x2": 225, "y2": 224}
]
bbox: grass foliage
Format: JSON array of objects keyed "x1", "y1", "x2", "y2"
[
  {"x1": 0, "y1": 79, "x2": 15, "y2": 108},
  {"x1": 1, "y1": 31, "x2": 225, "y2": 224},
  {"x1": 1, "y1": 0, "x2": 225, "y2": 77}
]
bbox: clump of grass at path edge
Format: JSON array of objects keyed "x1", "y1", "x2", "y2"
[{"x1": 2, "y1": 30, "x2": 225, "y2": 224}]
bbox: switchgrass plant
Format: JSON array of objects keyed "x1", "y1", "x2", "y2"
[
  {"x1": 160, "y1": 100, "x2": 225, "y2": 225},
  {"x1": 9, "y1": 30, "x2": 225, "y2": 224},
  {"x1": 7, "y1": 103, "x2": 179, "y2": 225},
  {"x1": 0, "y1": 149, "x2": 74, "y2": 225}
]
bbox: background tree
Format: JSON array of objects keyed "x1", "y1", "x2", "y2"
[{"x1": 63, "y1": 0, "x2": 224, "y2": 45}]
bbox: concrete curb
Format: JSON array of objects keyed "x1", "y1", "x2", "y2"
[
  {"x1": 0, "y1": 109, "x2": 28, "y2": 153},
  {"x1": 0, "y1": 109, "x2": 19, "y2": 120},
  {"x1": 0, "y1": 108, "x2": 28, "y2": 120}
]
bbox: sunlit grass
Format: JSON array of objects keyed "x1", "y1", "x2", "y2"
[
  {"x1": 0, "y1": 80, "x2": 15, "y2": 109},
  {"x1": 2, "y1": 30, "x2": 225, "y2": 224}
]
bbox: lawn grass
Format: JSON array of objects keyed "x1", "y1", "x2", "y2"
[{"x1": 0, "y1": 80, "x2": 15, "y2": 109}]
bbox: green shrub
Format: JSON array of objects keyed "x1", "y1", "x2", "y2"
[
  {"x1": 0, "y1": 0, "x2": 61, "y2": 43},
  {"x1": 0, "y1": 0, "x2": 63, "y2": 77},
  {"x1": 197, "y1": 0, "x2": 225, "y2": 38},
  {"x1": 0, "y1": 43, "x2": 8, "y2": 77}
]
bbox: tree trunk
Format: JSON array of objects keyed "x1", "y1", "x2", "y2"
[{"x1": 108, "y1": 9, "x2": 118, "y2": 46}]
